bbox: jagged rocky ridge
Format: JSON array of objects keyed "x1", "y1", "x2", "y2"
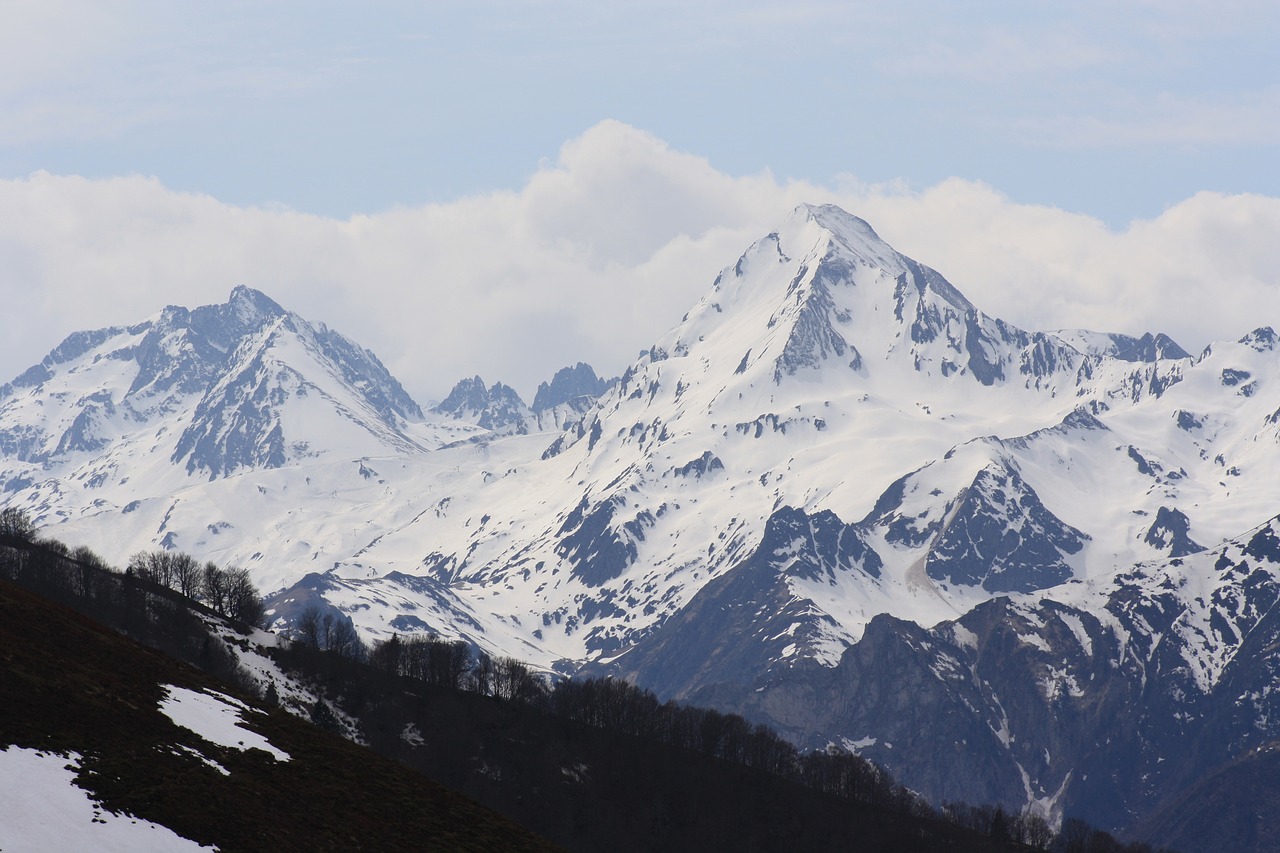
[
  {"x1": 432, "y1": 363, "x2": 615, "y2": 435},
  {"x1": 4, "y1": 204, "x2": 1280, "y2": 846}
]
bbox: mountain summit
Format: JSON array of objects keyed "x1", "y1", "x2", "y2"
[{"x1": 648, "y1": 202, "x2": 1082, "y2": 392}]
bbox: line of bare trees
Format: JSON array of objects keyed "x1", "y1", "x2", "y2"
[
  {"x1": 945, "y1": 801, "x2": 1055, "y2": 849},
  {"x1": 126, "y1": 550, "x2": 264, "y2": 626},
  {"x1": 0, "y1": 506, "x2": 36, "y2": 540},
  {"x1": 293, "y1": 604, "x2": 366, "y2": 659},
  {"x1": 0, "y1": 508, "x2": 265, "y2": 630}
]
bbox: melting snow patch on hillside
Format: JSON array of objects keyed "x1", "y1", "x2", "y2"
[
  {"x1": 159, "y1": 685, "x2": 290, "y2": 761},
  {"x1": 0, "y1": 747, "x2": 213, "y2": 851}
]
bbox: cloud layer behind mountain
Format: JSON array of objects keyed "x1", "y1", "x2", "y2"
[{"x1": 2, "y1": 121, "x2": 1277, "y2": 402}]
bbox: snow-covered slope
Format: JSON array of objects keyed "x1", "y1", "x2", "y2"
[{"x1": 0, "y1": 746, "x2": 214, "y2": 851}]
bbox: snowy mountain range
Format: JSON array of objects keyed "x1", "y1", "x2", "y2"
[{"x1": 5, "y1": 202, "x2": 1280, "y2": 838}]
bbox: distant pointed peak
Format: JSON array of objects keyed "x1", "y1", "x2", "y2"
[
  {"x1": 795, "y1": 203, "x2": 884, "y2": 242},
  {"x1": 432, "y1": 374, "x2": 528, "y2": 416},
  {"x1": 227, "y1": 285, "x2": 286, "y2": 322},
  {"x1": 783, "y1": 203, "x2": 905, "y2": 273},
  {"x1": 1130, "y1": 332, "x2": 1191, "y2": 361}
]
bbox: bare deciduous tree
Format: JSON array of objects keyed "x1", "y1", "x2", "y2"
[{"x1": 0, "y1": 507, "x2": 36, "y2": 541}]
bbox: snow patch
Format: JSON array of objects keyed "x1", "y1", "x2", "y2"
[
  {"x1": 1056, "y1": 611, "x2": 1093, "y2": 657},
  {"x1": 841, "y1": 736, "x2": 878, "y2": 752},
  {"x1": 159, "y1": 685, "x2": 290, "y2": 762},
  {"x1": 949, "y1": 622, "x2": 978, "y2": 651},
  {"x1": 0, "y1": 747, "x2": 213, "y2": 851},
  {"x1": 1016, "y1": 632, "x2": 1051, "y2": 652}
]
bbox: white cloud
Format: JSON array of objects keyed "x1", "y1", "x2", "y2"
[
  {"x1": 851, "y1": 181, "x2": 1280, "y2": 354},
  {"x1": 1, "y1": 121, "x2": 1277, "y2": 405}
]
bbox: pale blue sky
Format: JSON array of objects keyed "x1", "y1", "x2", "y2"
[
  {"x1": 1, "y1": 2, "x2": 1278, "y2": 399},
  {"x1": 3, "y1": 1, "x2": 1276, "y2": 226}
]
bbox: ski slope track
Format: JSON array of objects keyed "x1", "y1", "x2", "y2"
[{"x1": 6, "y1": 203, "x2": 1280, "y2": 837}]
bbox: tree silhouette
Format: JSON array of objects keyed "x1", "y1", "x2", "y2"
[{"x1": 0, "y1": 506, "x2": 36, "y2": 541}]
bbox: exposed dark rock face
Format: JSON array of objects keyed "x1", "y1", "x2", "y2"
[
  {"x1": 555, "y1": 496, "x2": 652, "y2": 588},
  {"x1": 773, "y1": 259, "x2": 863, "y2": 381},
  {"x1": 923, "y1": 464, "x2": 1087, "y2": 592},
  {"x1": 1126, "y1": 747, "x2": 1280, "y2": 853},
  {"x1": 1239, "y1": 326, "x2": 1277, "y2": 352},
  {"x1": 1110, "y1": 332, "x2": 1191, "y2": 362},
  {"x1": 673, "y1": 451, "x2": 724, "y2": 479},
  {"x1": 1144, "y1": 506, "x2": 1204, "y2": 557},
  {"x1": 603, "y1": 516, "x2": 1280, "y2": 845},
  {"x1": 861, "y1": 457, "x2": 1087, "y2": 593},
  {"x1": 598, "y1": 505, "x2": 881, "y2": 699}
]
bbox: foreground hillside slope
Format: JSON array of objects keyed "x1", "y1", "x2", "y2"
[{"x1": 0, "y1": 577, "x2": 560, "y2": 852}]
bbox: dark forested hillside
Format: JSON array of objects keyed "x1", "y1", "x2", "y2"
[{"x1": 0, "y1": 577, "x2": 561, "y2": 852}]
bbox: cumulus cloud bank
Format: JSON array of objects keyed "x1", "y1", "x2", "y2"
[{"x1": 1, "y1": 120, "x2": 1277, "y2": 403}]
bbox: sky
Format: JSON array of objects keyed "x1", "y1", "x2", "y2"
[{"x1": 0, "y1": 1, "x2": 1278, "y2": 403}]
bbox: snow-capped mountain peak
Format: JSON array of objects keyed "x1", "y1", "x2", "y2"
[
  {"x1": 645, "y1": 201, "x2": 1094, "y2": 410},
  {"x1": 226, "y1": 283, "x2": 286, "y2": 326}
]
